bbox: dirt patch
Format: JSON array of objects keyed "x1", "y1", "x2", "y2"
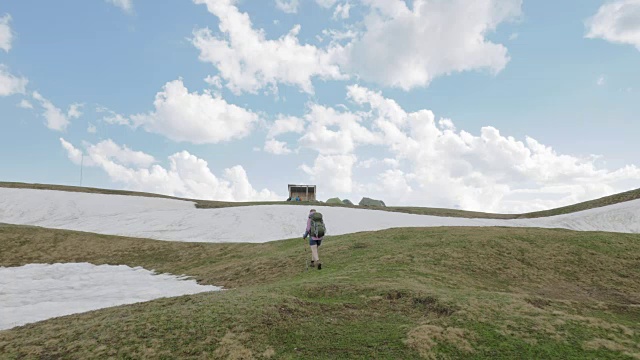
[
  {"x1": 412, "y1": 295, "x2": 455, "y2": 317},
  {"x1": 213, "y1": 332, "x2": 254, "y2": 360},
  {"x1": 350, "y1": 242, "x2": 368, "y2": 249},
  {"x1": 525, "y1": 297, "x2": 551, "y2": 309},
  {"x1": 385, "y1": 290, "x2": 408, "y2": 301},
  {"x1": 262, "y1": 347, "x2": 275, "y2": 358},
  {"x1": 535, "y1": 282, "x2": 640, "y2": 305},
  {"x1": 405, "y1": 325, "x2": 474, "y2": 359}
]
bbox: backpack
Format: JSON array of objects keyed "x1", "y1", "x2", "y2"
[{"x1": 310, "y1": 212, "x2": 326, "y2": 238}]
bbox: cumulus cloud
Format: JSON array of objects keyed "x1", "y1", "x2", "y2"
[
  {"x1": 97, "y1": 106, "x2": 130, "y2": 125},
  {"x1": 60, "y1": 138, "x2": 86, "y2": 166},
  {"x1": 289, "y1": 85, "x2": 640, "y2": 212},
  {"x1": 301, "y1": 154, "x2": 358, "y2": 193},
  {"x1": 0, "y1": 65, "x2": 28, "y2": 96},
  {"x1": 264, "y1": 139, "x2": 293, "y2": 155},
  {"x1": 68, "y1": 103, "x2": 83, "y2": 119},
  {"x1": 316, "y1": 0, "x2": 338, "y2": 8},
  {"x1": 298, "y1": 103, "x2": 380, "y2": 154},
  {"x1": 88, "y1": 139, "x2": 156, "y2": 168},
  {"x1": 267, "y1": 115, "x2": 306, "y2": 138},
  {"x1": 60, "y1": 138, "x2": 280, "y2": 201},
  {"x1": 106, "y1": 0, "x2": 134, "y2": 14},
  {"x1": 342, "y1": 0, "x2": 522, "y2": 90},
  {"x1": 32, "y1": 91, "x2": 70, "y2": 131},
  {"x1": 333, "y1": 2, "x2": 351, "y2": 19},
  {"x1": 191, "y1": 0, "x2": 520, "y2": 92},
  {"x1": 192, "y1": 0, "x2": 346, "y2": 94},
  {"x1": 275, "y1": 0, "x2": 300, "y2": 13},
  {"x1": 357, "y1": 157, "x2": 400, "y2": 169},
  {"x1": 130, "y1": 79, "x2": 258, "y2": 144},
  {"x1": 0, "y1": 14, "x2": 12, "y2": 52},
  {"x1": 17, "y1": 99, "x2": 33, "y2": 109},
  {"x1": 586, "y1": 0, "x2": 640, "y2": 50}
]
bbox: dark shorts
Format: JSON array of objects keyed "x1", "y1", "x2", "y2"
[{"x1": 309, "y1": 239, "x2": 322, "y2": 247}]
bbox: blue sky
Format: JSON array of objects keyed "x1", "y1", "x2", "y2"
[{"x1": 1, "y1": 0, "x2": 639, "y2": 212}]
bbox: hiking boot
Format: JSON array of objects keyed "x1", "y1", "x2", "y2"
[
  {"x1": 317, "y1": 263, "x2": 322, "y2": 270},
  {"x1": 310, "y1": 261, "x2": 315, "y2": 268}
]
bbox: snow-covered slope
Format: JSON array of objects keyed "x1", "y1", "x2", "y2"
[
  {"x1": 1, "y1": 187, "x2": 640, "y2": 243},
  {"x1": 0, "y1": 263, "x2": 220, "y2": 331}
]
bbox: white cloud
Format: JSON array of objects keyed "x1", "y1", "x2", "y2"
[
  {"x1": 68, "y1": 103, "x2": 83, "y2": 119},
  {"x1": 316, "y1": 0, "x2": 338, "y2": 8},
  {"x1": 276, "y1": 0, "x2": 300, "y2": 14},
  {"x1": 333, "y1": 2, "x2": 351, "y2": 20},
  {"x1": 17, "y1": 99, "x2": 33, "y2": 109},
  {"x1": 509, "y1": 32, "x2": 519, "y2": 40},
  {"x1": 97, "y1": 106, "x2": 130, "y2": 125},
  {"x1": 88, "y1": 139, "x2": 156, "y2": 168},
  {"x1": 130, "y1": 79, "x2": 258, "y2": 144},
  {"x1": 321, "y1": 28, "x2": 359, "y2": 43},
  {"x1": 342, "y1": 0, "x2": 522, "y2": 90},
  {"x1": 298, "y1": 103, "x2": 380, "y2": 154},
  {"x1": 60, "y1": 138, "x2": 85, "y2": 166},
  {"x1": 597, "y1": 75, "x2": 606, "y2": 86},
  {"x1": 286, "y1": 85, "x2": 640, "y2": 212},
  {"x1": 88, "y1": 123, "x2": 97, "y2": 134},
  {"x1": 192, "y1": 0, "x2": 521, "y2": 93},
  {"x1": 267, "y1": 115, "x2": 306, "y2": 137},
  {"x1": 0, "y1": 14, "x2": 12, "y2": 52},
  {"x1": 586, "y1": 0, "x2": 640, "y2": 50},
  {"x1": 60, "y1": 138, "x2": 280, "y2": 201},
  {"x1": 204, "y1": 75, "x2": 223, "y2": 89},
  {"x1": 0, "y1": 65, "x2": 28, "y2": 96},
  {"x1": 106, "y1": 0, "x2": 134, "y2": 14},
  {"x1": 32, "y1": 91, "x2": 70, "y2": 131},
  {"x1": 357, "y1": 157, "x2": 378, "y2": 169},
  {"x1": 357, "y1": 157, "x2": 400, "y2": 169},
  {"x1": 264, "y1": 139, "x2": 292, "y2": 155},
  {"x1": 378, "y1": 169, "x2": 413, "y2": 199},
  {"x1": 192, "y1": 0, "x2": 346, "y2": 95},
  {"x1": 301, "y1": 154, "x2": 357, "y2": 193}
]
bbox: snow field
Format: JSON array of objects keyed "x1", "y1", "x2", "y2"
[
  {"x1": 2, "y1": 188, "x2": 640, "y2": 244},
  {"x1": 2, "y1": 187, "x2": 640, "y2": 331},
  {"x1": 0, "y1": 263, "x2": 221, "y2": 331}
]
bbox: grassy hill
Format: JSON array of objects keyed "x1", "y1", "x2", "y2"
[
  {"x1": 1, "y1": 223, "x2": 639, "y2": 359},
  {"x1": 2, "y1": 181, "x2": 640, "y2": 220}
]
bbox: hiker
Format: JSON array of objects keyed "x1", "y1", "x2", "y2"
[{"x1": 303, "y1": 209, "x2": 326, "y2": 270}]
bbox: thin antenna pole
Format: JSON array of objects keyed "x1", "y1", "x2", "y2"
[{"x1": 80, "y1": 154, "x2": 84, "y2": 186}]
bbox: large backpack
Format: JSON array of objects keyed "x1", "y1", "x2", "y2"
[{"x1": 310, "y1": 212, "x2": 326, "y2": 238}]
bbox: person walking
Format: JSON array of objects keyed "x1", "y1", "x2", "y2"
[{"x1": 303, "y1": 209, "x2": 326, "y2": 270}]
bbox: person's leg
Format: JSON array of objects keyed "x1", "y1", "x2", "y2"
[
  {"x1": 310, "y1": 244, "x2": 319, "y2": 262},
  {"x1": 308, "y1": 238, "x2": 316, "y2": 267}
]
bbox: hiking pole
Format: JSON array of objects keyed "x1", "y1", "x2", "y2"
[{"x1": 305, "y1": 240, "x2": 309, "y2": 272}]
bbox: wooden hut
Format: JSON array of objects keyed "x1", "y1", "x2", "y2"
[{"x1": 288, "y1": 184, "x2": 316, "y2": 201}]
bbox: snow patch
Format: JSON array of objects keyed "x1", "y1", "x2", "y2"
[
  {"x1": 1, "y1": 188, "x2": 640, "y2": 244},
  {"x1": 0, "y1": 263, "x2": 221, "y2": 331}
]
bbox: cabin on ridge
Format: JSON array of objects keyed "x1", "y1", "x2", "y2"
[{"x1": 288, "y1": 184, "x2": 316, "y2": 201}]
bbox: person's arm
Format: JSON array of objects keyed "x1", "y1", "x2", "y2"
[{"x1": 303, "y1": 218, "x2": 311, "y2": 239}]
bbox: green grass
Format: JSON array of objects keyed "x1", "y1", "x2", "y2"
[
  {"x1": 3, "y1": 181, "x2": 640, "y2": 220},
  {"x1": 1, "y1": 224, "x2": 639, "y2": 359}
]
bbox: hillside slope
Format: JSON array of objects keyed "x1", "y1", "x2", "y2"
[
  {"x1": 2, "y1": 187, "x2": 640, "y2": 243},
  {"x1": 1, "y1": 224, "x2": 639, "y2": 359},
  {"x1": 3, "y1": 181, "x2": 640, "y2": 219}
]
